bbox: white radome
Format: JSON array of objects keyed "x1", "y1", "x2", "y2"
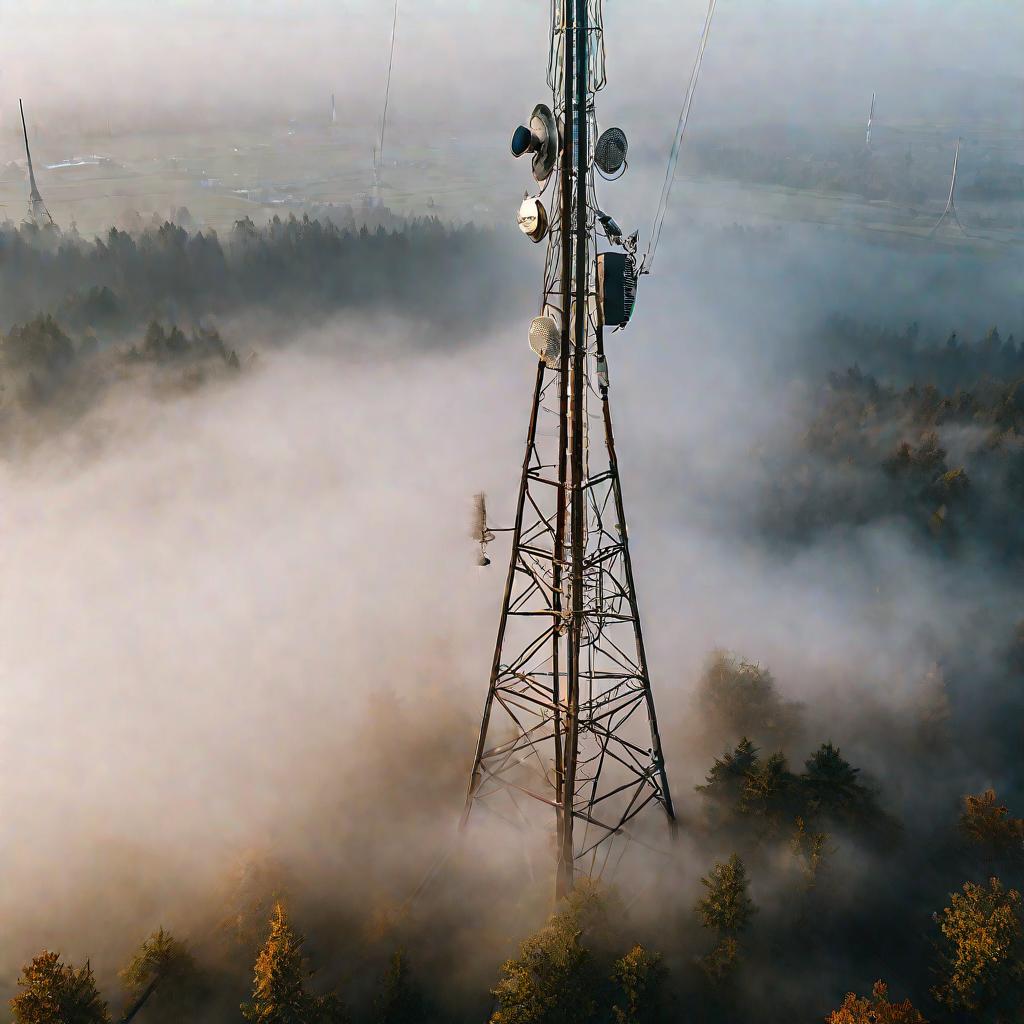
[{"x1": 517, "y1": 196, "x2": 548, "y2": 242}]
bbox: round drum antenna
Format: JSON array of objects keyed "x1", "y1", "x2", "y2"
[{"x1": 595, "y1": 127, "x2": 628, "y2": 178}]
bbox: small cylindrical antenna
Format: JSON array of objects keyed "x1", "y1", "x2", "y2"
[{"x1": 471, "y1": 492, "x2": 494, "y2": 566}]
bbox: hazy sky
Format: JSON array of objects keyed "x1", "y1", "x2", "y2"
[{"x1": 0, "y1": 1, "x2": 1020, "y2": 135}]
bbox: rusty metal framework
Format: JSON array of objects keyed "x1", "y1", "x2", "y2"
[{"x1": 462, "y1": 0, "x2": 675, "y2": 900}]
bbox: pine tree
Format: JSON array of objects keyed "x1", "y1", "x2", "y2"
[
  {"x1": 697, "y1": 738, "x2": 759, "y2": 824},
  {"x1": 741, "y1": 751, "x2": 799, "y2": 830},
  {"x1": 958, "y1": 788, "x2": 1024, "y2": 864},
  {"x1": 826, "y1": 981, "x2": 927, "y2": 1024},
  {"x1": 790, "y1": 816, "x2": 830, "y2": 891},
  {"x1": 695, "y1": 651, "x2": 802, "y2": 753},
  {"x1": 373, "y1": 950, "x2": 427, "y2": 1024},
  {"x1": 490, "y1": 888, "x2": 609, "y2": 1024},
  {"x1": 242, "y1": 903, "x2": 346, "y2": 1024},
  {"x1": 611, "y1": 945, "x2": 666, "y2": 1024},
  {"x1": 799, "y1": 743, "x2": 888, "y2": 837},
  {"x1": 696, "y1": 854, "x2": 755, "y2": 934},
  {"x1": 695, "y1": 854, "x2": 756, "y2": 980},
  {"x1": 699, "y1": 737, "x2": 760, "y2": 793},
  {"x1": 11, "y1": 951, "x2": 110, "y2": 1024},
  {"x1": 120, "y1": 928, "x2": 197, "y2": 1024},
  {"x1": 932, "y1": 877, "x2": 1024, "y2": 1016}
]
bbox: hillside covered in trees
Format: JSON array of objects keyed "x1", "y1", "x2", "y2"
[
  {"x1": 7, "y1": 655, "x2": 1023, "y2": 1023},
  {"x1": 0, "y1": 215, "x2": 514, "y2": 335},
  {"x1": 761, "y1": 318, "x2": 1024, "y2": 566},
  {"x1": 0, "y1": 214, "x2": 521, "y2": 451},
  {"x1": 3, "y1": 214, "x2": 1024, "y2": 1022}
]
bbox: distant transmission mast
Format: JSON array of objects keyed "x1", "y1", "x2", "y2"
[
  {"x1": 462, "y1": 0, "x2": 676, "y2": 900},
  {"x1": 865, "y1": 92, "x2": 875, "y2": 149},
  {"x1": 930, "y1": 136, "x2": 966, "y2": 237},
  {"x1": 19, "y1": 99, "x2": 54, "y2": 226},
  {"x1": 376, "y1": 0, "x2": 399, "y2": 186}
]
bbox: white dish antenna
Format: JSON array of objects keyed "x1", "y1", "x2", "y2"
[
  {"x1": 516, "y1": 195, "x2": 549, "y2": 242},
  {"x1": 529, "y1": 315, "x2": 561, "y2": 369}
]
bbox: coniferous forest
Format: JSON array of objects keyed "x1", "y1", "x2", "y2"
[{"x1": 3, "y1": 210, "x2": 1024, "y2": 1022}]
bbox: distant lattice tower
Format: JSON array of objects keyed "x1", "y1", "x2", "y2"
[
  {"x1": 930, "y1": 136, "x2": 967, "y2": 237},
  {"x1": 462, "y1": 0, "x2": 676, "y2": 901},
  {"x1": 19, "y1": 100, "x2": 54, "y2": 226},
  {"x1": 865, "y1": 92, "x2": 875, "y2": 149}
]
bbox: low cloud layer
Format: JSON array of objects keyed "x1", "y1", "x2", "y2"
[{"x1": 1, "y1": 215, "x2": 1023, "y2": 1018}]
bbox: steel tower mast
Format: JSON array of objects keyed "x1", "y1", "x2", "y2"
[
  {"x1": 462, "y1": 0, "x2": 676, "y2": 900},
  {"x1": 19, "y1": 100, "x2": 53, "y2": 226},
  {"x1": 930, "y1": 136, "x2": 966, "y2": 238}
]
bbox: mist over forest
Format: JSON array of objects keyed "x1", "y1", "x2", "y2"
[{"x1": 3, "y1": 1, "x2": 1024, "y2": 1023}]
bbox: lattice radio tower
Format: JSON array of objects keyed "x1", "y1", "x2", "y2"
[
  {"x1": 930, "y1": 136, "x2": 966, "y2": 238},
  {"x1": 19, "y1": 100, "x2": 54, "y2": 226},
  {"x1": 462, "y1": 0, "x2": 676, "y2": 900}
]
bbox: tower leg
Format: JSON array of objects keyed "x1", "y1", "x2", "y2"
[
  {"x1": 461, "y1": 363, "x2": 547, "y2": 830},
  {"x1": 597, "y1": 326, "x2": 677, "y2": 833}
]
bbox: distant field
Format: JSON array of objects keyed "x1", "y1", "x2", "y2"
[
  {"x1": 1, "y1": 122, "x2": 1022, "y2": 252},
  {"x1": 0, "y1": 123, "x2": 509, "y2": 236},
  {"x1": 668, "y1": 175, "x2": 1024, "y2": 252}
]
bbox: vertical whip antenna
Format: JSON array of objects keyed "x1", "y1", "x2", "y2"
[{"x1": 471, "y1": 492, "x2": 495, "y2": 567}]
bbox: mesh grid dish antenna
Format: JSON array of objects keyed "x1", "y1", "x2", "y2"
[
  {"x1": 594, "y1": 127, "x2": 627, "y2": 178},
  {"x1": 528, "y1": 314, "x2": 560, "y2": 368}
]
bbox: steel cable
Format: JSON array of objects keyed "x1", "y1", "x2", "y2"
[
  {"x1": 378, "y1": 0, "x2": 400, "y2": 173},
  {"x1": 642, "y1": 0, "x2": 716, "y2": 273}
]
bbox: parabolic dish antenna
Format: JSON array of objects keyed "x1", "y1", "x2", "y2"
[
  {"x1": 595, "y1": 127, "x2": 628, "y2": 178},
  {"x1": 529, "y1": 315, "x2": 561, "y2": 368},
  {"x1": 510, "y1": 103, "x2": 559, "y2": 184},
  {"x1": 517, "y1": 196, "x2": 549, "y2": 242}
]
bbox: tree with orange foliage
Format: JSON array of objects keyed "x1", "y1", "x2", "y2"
[
  {"x1": 826, "y1": 981, "x2": 927, "y2": 1023},
  {"x1": 10, "y1": 951, "x2": 109, "y2": 1024},
  {"x1": 932, "y1": 877, "x2": 1024, "y2": 1017},
  {"x1": 958, "y1": 788, "x2": 1024, "y2": 863},
  {"x1": 241, "y1": 903, "x2": 348, "y2": 1024}
]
